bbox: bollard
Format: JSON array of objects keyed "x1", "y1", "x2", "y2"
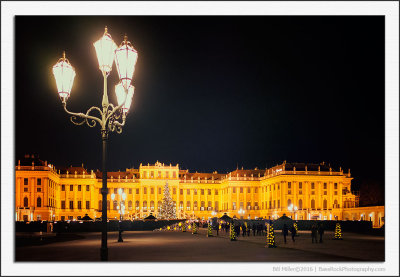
[
  {"x1": 266, "y1": 223, "x2": 277, "y2": 248},
  {"x1": 192, "y1": 222, "x2": 198, "y2": 234},
  {"x1": 207, "y1": 222, "x2": 213, "y2": 237},
  {"x1": 230, "y1": 222, "x2": 237, "y2": 241}
]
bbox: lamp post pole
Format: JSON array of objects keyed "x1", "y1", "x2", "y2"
[{"x1": 52, "y1": 27, "x2": 138, "y2": 261}]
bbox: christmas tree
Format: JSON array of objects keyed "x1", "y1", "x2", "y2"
[
  {"x1": 267, "y1": 223, "x2": 277, "y2": 248},
  {"x1": 333, "y1": 222, "x2": 343, "y2": 240},
  {"x1": 294, "y1": 222, "x2": 299, "y2": 236},
  {"x1": 207, "y1": 220, "x2": 213, "y2": 237},
  {"x1": 230, "y1": 222, "x2": 237, "y2": 241},
  {"x1": 182, "y1": 223, "x2": 186, "y2": 232},
  {"x1": 192, "y1": 221, "x2": 198, "y2": 234},
  {"x1": 159, "y1": 182, "x2": 177, "y2": 220}
]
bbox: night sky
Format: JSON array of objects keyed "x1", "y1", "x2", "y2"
[{"x1": 15, "y1": 16, "x2": 384, "y2": 195}]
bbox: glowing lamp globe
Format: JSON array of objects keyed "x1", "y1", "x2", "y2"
[
  {"x1": 118, "y1": 188, "x2": 123, "y2": 195},
  {"x1": 122, "y1": 193, "x2": 127, "y2": 201},
  {"x1": 115, "y1": 83, "x2": 135, "y2": 113},
  {"x1": 111, "y1": 193, "x2": 115, "y2": 201},
  {"x1": 115, "y1": 35, "x2": 138, "y2": 89},
  {"x1": 93, "y1": 27, "x2": 117, "y2": 73},
  {"x1": 52, "y1": 51, "x2": 76, "y2": 102}
]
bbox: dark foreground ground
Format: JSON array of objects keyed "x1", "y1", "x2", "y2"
[{"x1": 15, "y1": 229, "x2": 384, "y2": 262}]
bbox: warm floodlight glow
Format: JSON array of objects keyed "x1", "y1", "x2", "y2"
[
  {"x1": 52, "y1": 51, "x2": 76, "y2": 102},
  {"x1": 122, "y1": 192, "x2": 127, "y2": 201},
  {"x1": 93, "y1": 27, "x2": 117, "y2": 74},
  {"x1": 115, "y1": 35, "x2": 138, "y2": 89},
  {"x1": 115, "y1": 83, "x2": 135, "y2": 113},
  {"x1": 118, "y1": 188, "x2": 123, "y2": 195}
]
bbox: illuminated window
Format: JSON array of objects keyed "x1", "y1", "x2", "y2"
[
  {"x1": 151, "y1": 188, "x2": 154, "y2": 194},
  {"x1": 150, "y1": 201, "x2": 155, "y2": 211},
  {"x1": 136, "y1": 189, "x2": 139, "y2": 194},
  {"x1": 215, "y1": 189, "x2": 218, "y2": 195},
  {"x1": 207, "y1": 201, "x2": 212, "y2": 210},
  {"x1": 277, "y1": 200, "x2": 280, "y2": 208},
  {"x1": 288, "y1": 182, "x2": 291, "y2": 189},
  {"x1": 288, "y1": 190, "x2": 291, "y2": 194},
  {"x1": 143, "y1": 171, "x2": 147, "y2": 178},
  {"x1": 311, "y1": 182, "x2": 315, "y2": 189},
  {"x1": 61, "y1": 201, "x2": 65, "y2": 209},
  {"x1": 323, "y1": 199, "x2": 327, "y2": 209},
  {"x1": 144, "y1": 187, "x2": 147, "y2": 194},
  {"x1": 247, "y1": 188, "x2": 251, "y2": 193},
  {"x1": 187, "y1": 189, "x2": 190, "y2": 195},
  {"x1": 180, "y1": 189, "x2": 183, "y2": 195},
  {"x1": 78, "y1": 185, "x2": 81, "y2": 191},
  {"x1": 233, "y1": 188, "x2": 236, "y2": 193},
  {"x1": 255, "y1": 188, "x2": 258, "y2": 193},
  {"x1": 208, "y1": 189, "x2": 211, "y2": 195},
  {"x1": 232, "y1": 202, "x2": 236, "y2": 210},
  {"x1": 247, "y1": 202, "x2": 251, "y2": 210},
  {"x1": 37, "y1": 197, "x2": 41, "y2": 207},
  {"x1": 69, "y1": 201, "x2": 73, "y2": 209},
  {"x1": 86, "y1": 201, "x2": 90, "y2": 209},
  {"x1": 311, "y1": 191, "x2": 315, "y2": 195},
  {"x1": 240, "y1": 187, "x2": 243, "y2": 193},
  {"x1": 129, "y1": 188, "x2": 132, "y2": 194},
  {"x1": 255, "y1": 202, "x2": 259, "y2": 209},
  {"x1": 311, "y1": 199, "x2": 315, "y2": 209},
  {"x1": 324, "y1": 183, "x2": 327, "y2": 189},
  {"x1": 158, "y1": 201, "x2": 162, "y2": 212},
  {"x1": 215, "y1": 201, "x2": 219, "y2": 211},
  {"x1": 70, "y1": 185, "x2": 73, "y2": 191},
  {"x1": 194, "y1": 189, "x2": 197, "y2": 195},
  {"x1": 201, "y1": 189, "x2": 204, "y2": 195},
  {"x1": 287, "y1": 199, "x2": 291, "y2": 207},
  {"x1": 299, "y1": 182, "x2": 302, "y2": 189},
  {"x1": 240, "y1": 202, "x2": 243, "y2": 209},
  {"x1": 298, "y1": 199, "x2": 303, "y2": 209},
  {"x1": 128, "y1": 201, "x2": 132, "y2": 210},
  {"x1": 113, "y1": 201, "x2": 118, "y2": 210},
  {"x1": 334, "y1": 183, "x2": 338, "y2": 189},
  {"x1": 334, "y1": 191, "x2": 338, "y2": 195},
  {"x1": 158, "y1": 171, "x2": 161, "y2": 178},
  {"x1": 78, "y1": 201, "x2": 82, "y2": 209},
  {"x1": 194, "y1": 201, "x2": 198, "y2": 210},
  {"x1": 24, "y1": 178, "x2": 28, "y2": 185},
  {"x1": 37, "y1": 178, "x2": 41, "y2": 185},
  {"x1": 186, "y1": 201, "x2": 191, "y2": 211},
  {"x1": 114, "y1": 188, "x2": 117, "y2": 194},
  {"x1": 200, "y1": 201, "x2": 205, "y2": 211},
  {"x1": 135, "y1": 201, "x2": 140, "y2": 210},
  {"x1": 179, "y1": 201, "x2": 184, "y2": 210},
  {"x1": 86, "y1": 185, "x2": 90, "y2": 191},
  {"x1": 150, "y1": 171, "x2": 154, "y2": 178}
]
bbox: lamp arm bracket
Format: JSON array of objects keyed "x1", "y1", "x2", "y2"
[
  {"x1": 63, "y1": 103, "x2": 102, "y2": 128},
  {"x1": 106, "y1": 87, "x2": 129, "y2": 123}
]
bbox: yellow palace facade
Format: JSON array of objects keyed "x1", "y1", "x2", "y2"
[{"x1": 15, "y1": 155, "x2": 384, "y2": 227}]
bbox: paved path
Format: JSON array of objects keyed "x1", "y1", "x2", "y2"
[{"x1": 15, "y1": 229, "x2": 384, "y2": 262}]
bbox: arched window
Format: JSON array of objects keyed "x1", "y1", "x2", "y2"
[
  {"x1": 157, "y1": 201, "x2": 162, "y2": 212},
  {"x1": 298, "y1": 199, "x2": 303, "y2": 210},
  {"x1": 128, "y1": 200, "x2": 132, "y2": 210},
  {"x1": 201, "y1": 201, "x2": 205, "y2": 211},
  {"x1": 150, "y1": 201, "x2": 155, "y2": 211},
  {"x1": 113, "y1": 200, "x2": 118, "y2": 210},
  {"x1": 24, "y1": 197, "x2": 28, "y2": 207},
  {"x1": 194, "y1": 201, "x2": 198, "y2": 210},
  {"x1": 247, "y1": 202, "x2": 251, "y2": 210},
  {"x1": 287, "y1": 199, "x2": 292, "y2": 208},
  {"x1": 98, "y1": 200, "x2": 102, "y2": 211},
  {"x1": 143, "y1": 201, "x2": 148, "y2": 211},
  {"x1": 215, "y1": 201, "x2": 219, "y2": 211},
  {"x1": 37, "y1": 197, "x2": 41, "y2": 207},
  {"x1": 135, "y1": 201, "x2": 140, "y2": 210},
  {"x1": 311, "y1": 199, "x2": 315, "y2": 209},
  {"x1": 334, "y1": 199, "x2": 338, "y2": 208},
  {"x1": 179, "y1": 201, "x2": 184, "y2": 210},
  {"x1": 186, "y1": 201, "x2": 191, "y2": 211},
  {"x1": 323, "y1": 199, "x2": 327, "y2": 209},
  {"x1": 207, "y1": 201, "x2": 212, "y2": 210}
]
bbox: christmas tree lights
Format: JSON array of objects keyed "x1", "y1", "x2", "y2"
[
  {"x1": 192, "y1": 222, "x2": 198, "y2": 234},
  {"x1": 230, "y1": 222, "x2": 237, "y2": 241},
  {"x1": 159, "y1": 182, "x2": 177, "y2": 220},
  {"x1": 294, "y1": 222, "x2": 299, "y2": 236},
  {"x1": 207, "y1": 221, "x2": 213, "y2": 237},
  {"x1": 267, "y1": 223, "x2": 277, "y2": 248},
  {"x1": 182, "y1": 223, "x2": 186, "y2": 232},
  {"x1": 333, "y1": 222, "x2": 343, "y2": 240}
]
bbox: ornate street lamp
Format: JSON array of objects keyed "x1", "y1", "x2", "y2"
[
  {"x1": 52, "y1": 26, "x2": 138, "y2": 261},
  {"x1": 288, "y1": 204, "x2": 298, "y2": 219}
]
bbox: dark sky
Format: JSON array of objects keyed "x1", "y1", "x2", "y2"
[{"x1": 15, "y1": 16, "x2": 384, "y2": 193}]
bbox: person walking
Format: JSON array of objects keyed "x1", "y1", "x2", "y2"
[
  {"x1": 282, "y1": 224, "x2": 289, "y2": 244},
  {"x1": 311, "y1": 223, "x2": 318, "y2": 243},
  {"x1": 290, "y1": 225, "x2": 296, "y2": 242},
  {"x1": 318, "y1": 222, "x2": 324, "y2": 243},
  {"x1": 252, "y1": 223, "x2": 256, "y2": 236}
]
